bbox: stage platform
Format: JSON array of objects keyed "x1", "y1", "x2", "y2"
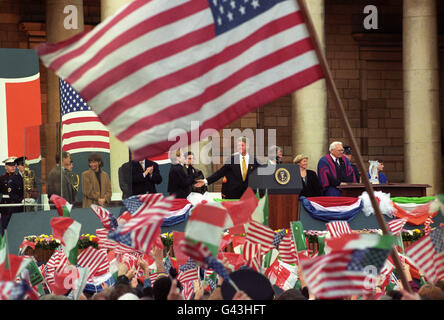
[{"x1": 6, "y1": 201, "x2": 443, "y2": 255}]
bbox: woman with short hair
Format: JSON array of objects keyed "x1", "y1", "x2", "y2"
[
  {"x1": 81, "y1": 153, "x2": 112, "y2": 208},
  {"x1": 294, "y1": 154, "x2": 322, "y2": 198}
]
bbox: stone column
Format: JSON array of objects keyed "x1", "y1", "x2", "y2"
[
  {"x1": 101, "y1": 0, "x2": 132, "y2": 199},
  {"x1": 45, "y1": 0, "x2": 84, "y2": 175},
  {"x1": 403, "y1": 0, "x2": 442, "y2": 195},
  {"x1": 291, "y1": 0, "x2": 327, "y2": 170}
]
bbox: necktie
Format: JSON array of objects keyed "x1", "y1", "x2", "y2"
[{"x1": 242, "y1": 156, "x2": 247, "y2": 181}]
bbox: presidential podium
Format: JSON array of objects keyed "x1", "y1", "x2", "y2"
[{"x1": 248, "y1": 164, "x2": 302, "y2": 230}]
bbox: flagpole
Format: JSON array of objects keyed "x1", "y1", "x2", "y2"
[{"x1": 295, "y1": 0, "x2": 413, "y2": 293}]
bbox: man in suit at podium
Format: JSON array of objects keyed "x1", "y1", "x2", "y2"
[{"x1": 194, "y1": 137, "x2": 260, "y2": 199}]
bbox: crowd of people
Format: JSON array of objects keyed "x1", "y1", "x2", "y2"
[{"x1": 30, "y1": 242, "x2": 444, "y2": 301}]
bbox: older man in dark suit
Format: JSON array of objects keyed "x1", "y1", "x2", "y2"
[{"x1": 195, "y1": 137, "x2": 261, "y2": 199}]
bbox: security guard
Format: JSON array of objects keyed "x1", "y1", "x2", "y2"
[
  {"x1": 11, "y1": 157, "x2": 25, "y2": 210},
  {"x1": 0, "y1": 157, "x2": 18, "y2": 234}
]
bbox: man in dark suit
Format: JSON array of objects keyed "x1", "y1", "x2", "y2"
[
  {"x1": 119, "y1": 151, "x2": 163, "y2": 199},
  {"x1": 131, "y1": 158, "x2": 162, "y2": 195},
  {"x1": 343, "y1": 146, "x2": 360, "y2": 183},
  {"x1": 167, "y1": 149, "x2": 200, "y2": 199},
  {"x1": 195, "y1": 137, "x2": 261, "y2": 199},
  {"x1": 185, "y1": 151, "x2": 207, "y2": 194}
]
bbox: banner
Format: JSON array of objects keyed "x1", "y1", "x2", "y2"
[{"x1": 0, "y1": 49, "x2": 41, "y2": 166}]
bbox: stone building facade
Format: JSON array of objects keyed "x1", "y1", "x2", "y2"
[{"x1": 1, "y1": 0, "x2": 443, "y2": 195}]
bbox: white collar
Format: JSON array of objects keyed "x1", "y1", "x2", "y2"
[{"x1": 330, "y1": 154, "x2": 340, "y2": 162}]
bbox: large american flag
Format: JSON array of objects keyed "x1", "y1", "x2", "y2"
[
  {"x1": 37, "y1": 0, "x2": 323, "y2": 159},
  {"x1": 59, "y1": 79, "x2": 110, "y2": 154}
]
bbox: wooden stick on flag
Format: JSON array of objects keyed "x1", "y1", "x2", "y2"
[{"x1": 296, "y1": 0, "x2": 413, "y2": 293}]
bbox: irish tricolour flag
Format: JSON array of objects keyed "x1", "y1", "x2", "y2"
[
  {"x1": 50, "y1": 217, "x2": 81, "y2": 265},
  {"x1": 185, "y1": 203, "x2": 228, "y2": 257}
]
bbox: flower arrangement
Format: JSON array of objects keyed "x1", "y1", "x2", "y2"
[
  {"x1": 401, "y1": 229, "x2": 424, "y2": 242},
  {"x1": 160, "y1": 232, "x2": 174, "y2": 247},
  {"x1": 24, "y1": 233, "x2": 99, "y2": 250},
  {"x1": 24, "y1": 234, "x2": 61, "y2": 250},
  {"x1": 304, "y1": 230, "x2": 328, "y2": 243},
  {"x1": 77, "y1": 234, "x2": 99, "y2": 249}
]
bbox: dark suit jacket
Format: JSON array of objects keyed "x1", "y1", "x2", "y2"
[
  {"x1": 119, "y1": 160, "x2": 162, "y2": 199},
  {"x1": 185, "y1": 165, "x2": 207, "y2": 194},
  {"x1": 206, "y1": 154, "x2": 260, "y2": 199},
  {"x1": 300, "y1": 170, "x2": 322, "y2": 198},
  {"x1": 167, "y1": 163, "x2": 198, "y2": 199},
  {"x1": 118, "y1": 161, "x2": 132, "y2": 199}
]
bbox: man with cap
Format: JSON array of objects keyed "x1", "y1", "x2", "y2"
[
  {"x1": 0, "y1": 157, "x2": 20, "y2": 233},
  {"x1": 343, "y1": 146, "x2": 360, "y2": 183},
  {"x1": 10, "y1": 156, "x2": 25, "y2": 203}
]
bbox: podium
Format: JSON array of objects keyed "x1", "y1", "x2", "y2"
[
  {"x1": 248, "y1": 164, "x2": 302, "y2": 230},
  {"x1": 338, "y1": 183, "x2": 431, "y2": 197}
]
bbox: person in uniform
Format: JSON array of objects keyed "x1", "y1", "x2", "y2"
[
  {"x1": 343, "y1": 146, "x2": 360, "y2": 183},
  {"x1": 0, "y1": 157, "x2": 21, "y2": 234},
  {"x1": 10, "y1": 157, "x2": 25, "y2": 204}
]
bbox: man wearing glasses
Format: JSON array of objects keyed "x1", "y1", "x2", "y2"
[{"x1": 317, "y1": 141, "x2": 357, "y2": 196}]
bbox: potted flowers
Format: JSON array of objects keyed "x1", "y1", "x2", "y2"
[
  {"x1": 22, "y1": 233, "x2": 100, "y2": 264},
  {"x1": 22, "y1": 234, "x2": 60, "y2": 263}
]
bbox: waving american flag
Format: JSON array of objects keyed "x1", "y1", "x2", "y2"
[{"x1": 38, "y1": 0, "x2": 322, "y2": 159}]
